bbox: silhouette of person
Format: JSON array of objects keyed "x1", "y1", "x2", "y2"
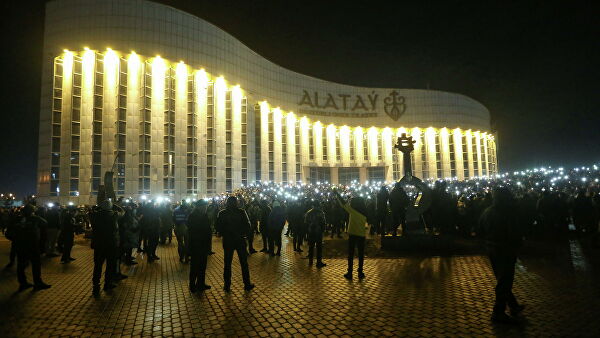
[{"x1": 187, "y1": 200, "x2": 212, "y2": 292}]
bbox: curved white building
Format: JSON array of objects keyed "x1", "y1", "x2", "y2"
[{"x1": 38, "y1": 0, "x2": 498, "y2": 203}]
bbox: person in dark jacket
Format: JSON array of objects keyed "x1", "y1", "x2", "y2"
[
  {"x1": 287, "y1": 201, "x2": 306, "y2": 252},
  {"x1": 141, "y1": 204, "x2": 161, "y2": 262},
  {"x1": 258, "y1": 200, "x2": 271, "y2": 253},
  {"x1": 90, "y1": 200, "x2": 124, "y2": 295},
  {"x1": 216, "y1": 196, "x2": 254, "y2": 292},
  {"x1": 121, "y1": 206, "x2": 140, "y2": 265},
  {"x1": 59, "y1": 207, "x2": 77, "y2": 264},
  {"x1": 44, "y1": 204, "x2": 61, "y2": 257},
  {"x1": 479, "y1": 187, "x2": 525, "y2": 324},
  {"x1": 9, "y1": 204, "x2": 52, "y2": 291},
  {"x1": 268, "y1": 201, "x2": 286, "y2": 256},
  {"x1": 304, "y1": 200, "x2": 327, "y2": 268},
  {"x1": 376, "y1": 186, "x2": 389, "y2": 235},
  {"x1": 389, "y1": 182, "x2": 410, "y2": 236},
  {"x1": 173, "y1": 202, "x2": 190, "y2": 262},
  {"x1": 187, "y1": 200, "x2": 212, "y2": 292}
]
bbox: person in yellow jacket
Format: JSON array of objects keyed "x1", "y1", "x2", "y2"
[{"x1": 334, "y1": 190, "x2": 368, "y2": 280}]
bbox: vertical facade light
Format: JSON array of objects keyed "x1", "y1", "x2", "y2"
[
  {"x1": 272, "y1": 107, "x2": 283, "y2": 182},
  {"x1": 174, "y1": 61, "x2": 188, "y2": 196},
  {"x1": 260, "y1": 101, "x2": 270, "y2": 182},
  {"x1": 367, "y1": 127, "x2": 378, "y2": 166},
  {"x1": 453, "y1": 128, "x2": 464, "y2": 180},
  {"x1": 79, "y1": 48, "x2": 95, "y2": 200},
  {"x1": 439, "y1": 127, "x2": 451, "y2": 178},
  {"x1": 58, "y1": 50, "x2": 74, "y2": 200},
  {"x1": 214, "y1": 76, "x2": 227, "y2": 191},
  {"x1": 326, "y1": 124, "x2": 336, "y2": 165},
  {"x1": 103, "y1": 48, "x2": 119, "y2": 171},
  {"x1": 299, "y1": 116, "x2": 310, "y2": 180},
  {"x1": 474, "y1": 131, "x2": 483, "y2": 177},
  {"x1": 382, "y1": 127, "x2": 393, "y2": 182},
  {"x1": 411, "y1": 127, "x2": 422, "y2": 178},
  {"x1": 313, "y1": 121, "x2": 323, "y2": 166},
  {"x1": 231, "y1": 85, "x2": 243, "y2": 188},
  {"x1": 194, "y1": 69, "x2": 209, "y2": 195},
  {"x1": 354, "y1": 127, "x2": 364, "y2": 166},
  {"x1": 465, "y1": 129, "x2": 475, "y2": 178},
  {"x1": 286, "y1": 112, "x2": 297, "y2": 182},
  {"x1": 425, "y1": 127, "x2": 437, "y2": 179},
  {"x1": 150, "y1": 56, "x2": 167, "y2": 193},
  {"x1": 339, "y1": 125, "x2": 351, "y2": 167}
]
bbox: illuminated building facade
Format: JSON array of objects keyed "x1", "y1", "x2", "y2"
[{"x1": 38, "y1": 0, "x2": 498, "y2": 203}]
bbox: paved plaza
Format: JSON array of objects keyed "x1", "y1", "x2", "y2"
[{"x1": 0, "y1": 234, "x2": 599, "y2": 337}]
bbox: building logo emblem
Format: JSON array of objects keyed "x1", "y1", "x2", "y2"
[{"x1": 383, "y1": 91, "x2": 406, "y2": 121}]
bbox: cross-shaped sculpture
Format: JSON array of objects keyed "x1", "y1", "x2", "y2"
[{"x1": 394, "y1": 133, "x2": 416, "y2": 179}]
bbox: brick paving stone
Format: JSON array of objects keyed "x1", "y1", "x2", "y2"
[{"x1": 0, "y1": 235, "x2": 599, "y2": 337}]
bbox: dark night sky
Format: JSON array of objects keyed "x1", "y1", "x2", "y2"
[{"x1": 0, "y1": 0, "x2": 598, "y2": 196}]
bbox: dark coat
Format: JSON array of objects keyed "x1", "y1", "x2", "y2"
[
  {"x1": 216, "y1": 207, "x2": 251, "y2": 248},
  {"x1": 187, "y1": 210, "x2": 212, "y2": 255}
]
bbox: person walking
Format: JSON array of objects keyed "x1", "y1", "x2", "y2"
[
  {"x1": 304, "y1": 200, "x2": 327, "y2": 267},
  {"x1": 216, "y1": 196, "x2": 254, "y2": 292},
  {"x1": 187, "y1": 200, "x2": 212, "y2": 292},
  {"x1": 479, "y1": 187, "x2": 525, "y2": 324},
  {"x1": 8, "y1": 204, "x2": 52, "y2": 291},
  {"x1": 335, "y1": 191, "x2": 368, "y2": 280},
  {"x1": 90, "y1": 200, "x2": 124, "y2": 295}
]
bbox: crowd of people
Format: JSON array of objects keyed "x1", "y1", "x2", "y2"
[{"x1": 1, "y1": 163, "x2": 599, "y2": 323}]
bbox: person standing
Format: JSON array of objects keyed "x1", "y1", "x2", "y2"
[
  {"x1": 258, "y1": 200, "x2": 271, "y2": 253},
  {"x1": 245, "y1": 200, "x2": 261, "y2": 254},
  {"x1": 288, "y1": 201, "x2": 305, "y2": 252},
  {"x1": 216, "y1": 196, "x2": 254, "y2": 292},
  {"x1": 376, "y1": 186, "x2": 389, "y2": 235},
  {"x1": 335, "y1": 191, "x2": 368, "y2": 280},
  {"x1": 187, "y1": 200, "x2": 212, "y2": 292},
  {"x1": 44, "y1": 204, "x2": 61, "y2": 257},
  {"x1": 479, "y1": 187, "x2": 525, "y2": 324},
  {"x1": 389, "y1": 182, "x2": 409, "y2": 236},
  {"x1": 173, "y1": 201, "x2": 190, "y2": 262},
  {"x1": 9, "y1": 204, "x2": 52, "y2": 291},
  {"x1": 59, "y1": 206, "x2": 76, "y2": 264},
  {"x1": 142, "y1": 204, "x2": 161, "y2": 262},
  {"x1": 268, "y1": 201, "x2": 286, "y2": 256},
  {"x1": 90, "y1": 200, "x2": 124, "y2": 295},
  {"x1": 304, "y1": 200, "x2": 327, "y2": 268}
]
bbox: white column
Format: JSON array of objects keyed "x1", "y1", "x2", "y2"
[
  {"x1": 231, "y1": 85, "x2": 243, "y2": 189},
  {"x1": 150, "y1": 56, "x2": 166, "y2": 194},
  {"x1": 125, "y1": 53, "x2": 141, "y2": 196},
  {"x1": 102, "y1": 49, "x2": 119, "y2": 179},
  {"x1": 482, "y1": 132, "x2": 490, "y2": 177},
  {"x1": 59, "y1": 51, "x2": 73, "y2": 200},
  {"x1": 79, "y1": 49, "x2": 95, "y2": 201},
  {"x1": 174, "y1": 62, "x2": 188, "y2": 199},
  {"x1": 411, "y1": 128, "x2": 423, "y2": 179},
  {"x1": 272, "y1": 108, "x2": 283, "y2": 183},
  {"x1": 286, "y1": 113, "x2": 297, "y2": 184},
  {"x1": 313, "y1": 121, "x2": 323, "y2": 166},
  {"x1": 382, "y1": 127, "x2": 393, "y2": 182},
  {"x1": 214, "y1": 76, "x2": 227, "y2": 192},
  {"x1": 260, "y1": 102, "x2": 270, "y2": 182},
  {"x1": 354, "y1": 127, "x2": 364, "y2": 167},
  {"x1": 440, "y1": 128, "x2": 451, "y2": 179},
  {"x1": 425, "y1": 127, "x2": 437, "y2": 179},
  {"x1": 195, "y1": 70, "x2": 208, "y2": 196},
  {"x1": 299, "y1": 116, "x2": 310, "y2": 182},
  {"x1": 453, "y1": 128, "x2": 465, "y2": 181},
  {"x1": 395, "y1": 128, "x2": 406, "y2": 178},
  {"x1": 465, "y1": 130, "x2": 475, "y2": 178},
  {"x1": 339, "y1": 126, "x2": 351, "y2": 167},
  {"x1": 326, "y1": 124, "x2": 336, "y2": 166},
  {"x1": 475, "y1": 131, "x2": 483, "y2": 177},
  {"x1": 367, "y1": 127, "x2": 379, "y2": 167}
]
